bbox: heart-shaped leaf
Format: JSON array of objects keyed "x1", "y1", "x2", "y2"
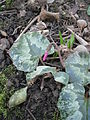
[
  {"x1": 65, "y1": 52, "x2": 90, "y2": 86},
  {"x1": 9, "y1": 32, "x2": 54, "y2": 72}
]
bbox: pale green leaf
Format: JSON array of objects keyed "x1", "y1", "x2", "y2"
[
  {"x1": 53, "y1": 72, "x2": 69, "y2": 85},
  {"x1": 87, "y1": 6, "x2": 90, "y2": 16},
  {"x1": 9, "y1": 32, "x2": 54, "y2": 72},
  {"x1": 57, "y1": 83, "x2": 86, "y2": 120},
  {"x1": 26, "y1": 66, "x2": 69, "y2": 85},
  {"x1": 26, "y1": 66, "x2": 56, "y2": 82},
  {"x1": 9, "y1": 87, "x2": 28, "y2": 108}
]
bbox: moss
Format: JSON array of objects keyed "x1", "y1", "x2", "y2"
[
  {"x1": 3, "y1": 65, "x2": 15, "y2": 78},
  {"x1": 6, "y1": 0, "x2": 13, "y2": 8},
  {"x1": 53, "y1": 111, "x2": 60, "y2": 120},
  {"x1": 0, "y1": 65, "x2": 15, "y2": 118},
  {"x1": 7, "y1": 106, "x2": 25, "y2": 120},
  {"x1": 0, "y1": 73, "x2": 8, "y2": 118},
  {"x1": 0, "y1": 65, "x2": 25, "y2": 119}
]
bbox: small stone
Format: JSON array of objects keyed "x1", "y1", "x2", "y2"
[
  {"x1": 19, "y1": 10, "x2": 26, "y2": 17},
  {"x1": 0, "y1": 38, "x2": 10, "y2": 50},
  {"x1": 77, "y1": 19, "x2": 87, "y2": 31},
  {"x1": 83, "y1": 28, "x2": 89, "y2": 35},
  {"x1": 37, "y1": 21, "x2": 47, "y2": 30},
  {"x1": 0, "y1": 30, "x2": 8, "y2": 37}
]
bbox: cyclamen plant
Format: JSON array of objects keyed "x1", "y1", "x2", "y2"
[{"x1": 8, "y1": 31, "x2": 90, "y2": 120}]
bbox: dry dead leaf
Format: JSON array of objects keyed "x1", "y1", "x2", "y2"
[{"x1": 0, "y1": 30, "x2": 8, "y2": 37}]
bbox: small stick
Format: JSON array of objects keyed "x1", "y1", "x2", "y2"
[
  {"x1": 49, "y1": 35, "x2": 65, "y2": 68},
  {"x1": 0, "y1": 9, "x2": 17, "y2": 15},
  {"x1": 26, "y1": 108, "x2": 36, "y2": 120},
  {"x1": 15, "y1": 15, "x2": 39, "y2": 42},
  {"x1": 40, "y1": 57, "x2": 45, "y2": 65},
  {"x1": 45, "y1": 62, "x2": 61, "y2": 68}
]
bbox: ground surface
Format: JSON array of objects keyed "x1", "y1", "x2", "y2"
[{"x1": 0, "y1": 0, "x2": 90, "y2": 120}]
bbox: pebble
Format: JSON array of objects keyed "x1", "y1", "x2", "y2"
[{"x1": 77, "y1": 19, "x2": 87, "y2": 30}]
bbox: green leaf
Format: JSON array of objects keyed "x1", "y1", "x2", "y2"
[
  {"x1": 26, "y1": 66, "x2": 69, "y2": 85},
  {"x1": 65, "y1": 52, "x2": 90, "y2": 86},
  {"x1": 9, "y1": 32, "x2": 54, "y2": 72},
  {"x1": 67, "y1": 40, "x2": 71, "y2": 49},
  {"x1": 53, "y1": 72, "x2": 69, "y2": 85},
  {"x1": 80, "y1": 98, "x2": 90, "y2": 120},
  {"x1": 57, "y1": 83, "x2": 84, "y2": 120},
  {"x1": 67, "y1": 34, "x2": 74, "y2": 49},
  {"x1": 87, "y1": 6, "x2": 90, "y2": 16},
  {"x1": 9, "y1": 87, "x2": 28, "y2": 108},
  {"x1": 26, "y1": 66, "x2": 56, "y2": 82},
  {"x1": 59, "y1": 31, "x2": 63, "y2": 45},
  {"x1": 57, "y1": 83, "x2": 90, "y2": 120}
]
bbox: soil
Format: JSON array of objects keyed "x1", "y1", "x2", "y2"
[{"x1": 0, "y1": 0, "x2": 90, "y2": 120}]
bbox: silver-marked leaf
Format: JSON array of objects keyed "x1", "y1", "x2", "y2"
[
  {"x1": 87, "y1": 6, "x2": 90, "y2": 16},
  {"x1": 57, "y1": 83, "x2": 90, "y2": 120},
  {"x1": 80, "y1": 98, "x2": 90, "y2": 120},
  {"x1": 53, "y1": 72, "x2": 69, "y2": 85},
  {"x1": 57, "y1": 83, "x2": 85, "y2": 120},
  {"x1": 9, "y1": 87, "x2": 27, "y2": 108},
  {"x1": 26, "y1": 66, "x2": 56, "y2": 82},
  {"x1": 26, "y1": 66, "x2": 69, "y2": 85},
  {"x1": 9, "y1": 32, "x2": 54, "y2": 72},
  {"x1": 65, "y1": 52, "x2": 90, "y2": 86}
]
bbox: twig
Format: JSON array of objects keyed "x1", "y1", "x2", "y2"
[
  {"x1": 46, "y1": 57, "x2": 59, "y2": 60},
  {"x1": 11, "y1": 26, "x2": 21, "y2": 35},
  {"x1": 0, "y1": 9, "x2": 17, "y2": 15},
  {"x1": 26, "y1": 108, "x2": 36, "y2": 120},
  {"x1": 39, "y1": 56, "x2": 45, "y2": 65},
  {"x1": 15, "y1": 15, "x2": 39, "y2": 42},
  {"x1": 45, "y1": 62, "x2": 61, "y2": 68},
  {"x1": 67, "y1": 28, "x2": 88, "y2": 45},
  {"x1": 49, "y1": 35, "x2": 65, "y2": 68},
  {"x1": 40, "y1": 78, "x2": 44, "y2": 91}
]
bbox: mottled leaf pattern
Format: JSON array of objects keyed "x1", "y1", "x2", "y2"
[
  {"x1": 65, "y1": 52, "x2": 90, "y2": 86},
  {"x1": 9, "y1": 32, "x2": 54, "y2": 72},
  {"x1": 26, "y1": 66, "x2": 69, "y2": 85},
  {"x1": 57, "y1": 83, "x2": 85, "y2": 120},
  {"x1": 53, "y1": 72, "x2": 69, "y2": 85},
  {"x1": 58, "y1": 52, "x2": 90, "y2": 120}
]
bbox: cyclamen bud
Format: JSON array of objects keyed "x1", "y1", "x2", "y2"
[{"x1": 43, "y1": 51, "x2": 48, "y2": 61}]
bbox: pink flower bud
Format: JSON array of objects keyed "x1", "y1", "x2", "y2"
[{"x1": 43, "y1": 51, "x2": 48, "y2": 61}]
